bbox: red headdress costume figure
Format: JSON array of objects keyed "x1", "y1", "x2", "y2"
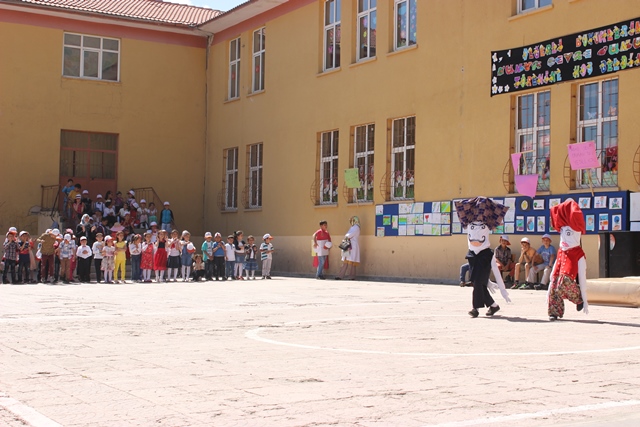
[
  {"x1": 547, "y1": 199, "x2": 588, "y2": 321},
  {"x1": 455, "y1": 197, "x2": 511, "y2": 318}
]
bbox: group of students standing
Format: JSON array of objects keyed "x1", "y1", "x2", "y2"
[{"x1": 1, "y1": 224, "x2": 276, "y2": 285}]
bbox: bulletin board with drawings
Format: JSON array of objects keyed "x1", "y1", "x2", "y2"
[
  {"x1": 375, "y1": 191, "x2": 630, "y2": 237},
  {"x1": 375, "y1": 201, "x2": 452, "y2": 237}
]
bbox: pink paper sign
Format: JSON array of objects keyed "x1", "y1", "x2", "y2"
[
  {"x1": 515, "y1": 174, "x2": 538, "y2": 198},
  {"x1": 511, "y1": 153, "x2": 522, "y2": 174},
  {"x1": 568, "y1": 141, "x2": 601, "y2": 170}
]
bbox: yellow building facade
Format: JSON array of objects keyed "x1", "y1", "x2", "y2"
[
  {"x1": 0, "y1": 1, "x2": 212, "y2": 235},
  {"x1": 3, "y1": 0, "x2": 640, "y2": 282},
  {"x1": 202, "y1": 0, "x2": 640, "y2": 281}
]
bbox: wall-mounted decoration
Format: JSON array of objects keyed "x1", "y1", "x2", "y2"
[{"x1": 491, "y1": 18, "x2": 640, "y2": 96}]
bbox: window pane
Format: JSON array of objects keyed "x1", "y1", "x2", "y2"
[
  {"x1": 521, "y1": 0, "x2": 536, "y2": 10},
  {"x1": 336, "y1": 0, "x2": 341, "y2": 21},
  {"x1": 580, "y1": 83, "x2": 598, "y2": 120},
  {"x1": 603, "y1": 120, "x2": 618, "y2": 148},
  {"x1": 103, "y1": 153, "x2": 116, "y2": 179},
  {"x1": 581, "y1": 126, "x2": 597, "y2": 142},
  {"x1": 230, "y1": 39, "x2": 237, "y2": 61},
  {"x1": 64, "y1": 33, "x2": 81, "y2": 46},
  {"x1": 396, "y1": 1, "x2": 407, "y2": 48},
  {"x1": 408, "y1": 0, "x2": 417, "y2": 46},
  {"x1": 83, "y1": 50, "x2": 99, "y2": 78},
  {"x1": 539, "y1": 0, "x2": 552, "y2": 6},
  {"x1": 325, "y1": 28, "x2": 335, "y2": 69},
  {"x1": 61, "y1": 131, "x2": 89, "y2": 148},
  {"x1": 603, "y1": 80, "x2": 618, "y2": 117},
  {"x1": 102, "y1": 52, "x2": 118, "y2": 81},
  {"x1": 83, "y1": 36, "x2": 100, "y2": 49},
  {"x1": 518, "y1": 94, "x2": 533, "y2": 129},
  {"x1": 325, "y1": 0, "x2": 334, "y2": 25},
  {"x1": 63, "y1": 47, "x2": 81, "y2": 77},
  {"x1": 90, "y1": 133, "x2": 117, "y2": 151},
  {"x1": 60, "y1": 150, "x2": 74, "y2": 176},
  {"x1": 103, "y1": 38, "x2": 119, "y2": 51},
  {"x1": 370, "y1": 11, "x2": 377, "y2": 55},
  {"x1": 359, "y1": 16, "x2": 368, "y2": 58},
  {"x1": 72, "y1": 151, "x2": 88, "y2": 178},
  {"x1": 334, "y1": 24, "x2": 341, "y2": 67},
  {"x1": 537, "y1": 91, "x2": 551, "y2": 125}
]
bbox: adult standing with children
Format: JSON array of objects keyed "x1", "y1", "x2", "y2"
[
  {"x1": 335, "y1": 216, "x2": 361, "y2": 280},
  {"x1": 312, "y1": 221, "x2": 332, "y2": 280}
]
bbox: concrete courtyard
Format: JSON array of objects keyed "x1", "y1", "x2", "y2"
[{"x1": 1, "y1": 277, "x2": 640, "y2": 427}]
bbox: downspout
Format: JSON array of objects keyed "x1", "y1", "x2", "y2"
[{"x1": 203, "y1": 33, "x2": 214, "y2": 233}]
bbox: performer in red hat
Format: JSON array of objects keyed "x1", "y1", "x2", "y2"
[{"x1": 547, "y1": 199, "x2": 589, "y2": 321}]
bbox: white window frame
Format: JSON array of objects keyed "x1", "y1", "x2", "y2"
[
  {"x1": 353, "y1": 124, "x2": 375, "y2": 202},
  {"x1": 391, "y1": 116, "x2": 415, "y2": 200},
  {"x1": 576, "y1": 78, "x2": 618, "y2": 188},
  {"x1": 224, "y1": 147, "x2": 239, "y2": 210},
  {"x1": 62, "y1": 32, "x2": 120, "y2": 81},
  {"x1": 515, "y1": 90, "x2": 551, "y2": 191},
  {"x1": 228, "y1": 37, "x2": 241, "y2": 100},
  {"x1": 248, "y1": 143, "x2": 263, "y2": 208},
  {"x1": 518, "y1": 0, "x2": 552, "y2": 14},
  {"x1": 319, "y1": 130, "x2": 339, "y2": 205},
  {"x1": 252, "y1": 28, "x2": 266, "y2": 93},
  {"x1": 394, "y1": 0, "x2": 417, "y2": 51},
  {"x1": 357, "y1": 0, "x2": 377, "y2": 61},
  {"x1": 323, "y1": 0, "x2": 341, "y2": 71}
]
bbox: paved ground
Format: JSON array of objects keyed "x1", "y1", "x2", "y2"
[{"x1": 1, "y1": 277, "x2": 639, "y2": 427}]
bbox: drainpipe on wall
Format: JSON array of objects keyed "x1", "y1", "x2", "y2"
[{"x1": 203, "y1": 33, "x2": 214, "y2": 232}]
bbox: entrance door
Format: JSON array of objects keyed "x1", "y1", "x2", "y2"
[{"x1": 59, "y1": 130, "x2": 118, "y2": 212}]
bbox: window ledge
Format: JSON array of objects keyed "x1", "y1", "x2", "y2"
[
  {"x1": 224, "y1": 97, "x2": 241, "y2": 104},
  {"x1": 348, "y1": 201, "x2": 375, "y2": 206},
  {"x1": 62, "y1": 76, "x2": 120, "y2": 84},
  {"x1": 248, "y1": 89, "x2": 265, "y2": 98},
  {"x1": 244, "y1": 207, "x2": 262, "y2": 212},
  {"x1": 350, "y1": 56, "x2": 377, "y2": 69},
  {"x1": 569, "y1": 186, "x2": 620, "y2": 193},
  {"x1": 221, "y1": 208, "x2": 238, "y2": 213},
  {"x1": 509, "y1": 4, "x2": 554, "y2": 21},
  {"x1": 317, "y1": 67, "x2": 341, "y2": 78},
  {"x1": 387, "y1": 44, "x2": 418, "y2": 58},
  {"x1": 315, "y1": 203, "x2": 338, "y2": 208}
]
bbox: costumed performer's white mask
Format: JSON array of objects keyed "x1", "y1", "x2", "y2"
[
  {"x1": 467, "y1": 221, "x2": 491, "y2": 254},
  {"x1": 559, "y1": 225, "x2": 581, "y2": 251}
]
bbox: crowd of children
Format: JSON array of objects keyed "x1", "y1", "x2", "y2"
[{"x1": 2, "y1": 224, "x2": 276, "y2": 285}]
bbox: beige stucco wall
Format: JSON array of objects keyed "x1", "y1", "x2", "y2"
[
  {"x1": 204, "y1": 0, "x2": 640, "y2": 281},
  {"x1": 0, "y1": 16, "x2": 206, "y2": 235}
]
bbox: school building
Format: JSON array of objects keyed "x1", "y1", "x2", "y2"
[{"x1": 2, "y1": 0, "x2": 640, "y2": 281}]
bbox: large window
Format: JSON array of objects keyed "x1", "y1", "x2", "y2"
[
  {"x1": 252, "y1": 28, "x2": 266, "y2": 93},
  {"x1": 247, "y1": 143, "x2": 263, "y2": 208},
  {"x1": 63, "y1": 33, "x2": 119, "y2": 81},
  {"x1": 319, "y1": 131, "x2": 339, "y2": 204},
  {"x1": 357, "y1": 0, "x2": 377, "y2": 61},
  {"x1": 229, "y1": 38, "x2": 241, "y2": 99},
  {"x1": 391, "y1": 117, "x2": 415, "y2": 200},
  {"x1": 353, "y1": 124, "x2": 375, "y2": 202},
  {"x1": 515, "y1": 91, "x2": 550, "y2": 191},
  {"x1": 323, "y1": 0, "x2": 341, "y2": 71},
  {"x1": 577, "y1": 79, "x2": 618, "y2": 188},
  {"x1": 224, "y1": 148, "x2": 239, "y2": 210},
  {"x1": 394, "y1": 0, "x2": 417, "y2": 50},
  {"x1": 518, "y1": 0, "x2": 552, "y2": 14}
]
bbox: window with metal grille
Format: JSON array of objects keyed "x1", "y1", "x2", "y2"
[
  {"x1": 390, "y1": 116, "x2": 415, "y2": 200},
  {"x1": 576, "y1": 78, "x2": 618, "y2": 188},
  {"x1": 353, "y1": 124, "x2": 374, "y2": 202},
  {"x1": 319, "y1": 130, "x2": 339, "y2": 204},
  {"x1": 252, "y1": 28, "x2": 266, "y2": 93},
  {"x1": 224, "y1": 147, "x2": 239, "y2": 210},
  {"x1": 248, "y1": 143, "x2": 263, "y2": 208},
  {"x1": 515, "y1": 90, "x2": 550, "y2": 191}
]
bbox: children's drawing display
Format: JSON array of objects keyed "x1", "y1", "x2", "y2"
[{"x1": 376, "y1": 191, "x2": 630, "y2": 236}]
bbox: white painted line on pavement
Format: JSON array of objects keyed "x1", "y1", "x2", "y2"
[
  {"x1": 246, "y1": 314, "x2": 640, "y2": 357},
  {"x1": 0, "y1": 301, "x2": 420, "y2": 323},
  {"x1": 0, "y1": 393, "x2": 63, "y2": 427},
  {"x1": 421, "y1": 399, "x2": 640, "y2": 426}
]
